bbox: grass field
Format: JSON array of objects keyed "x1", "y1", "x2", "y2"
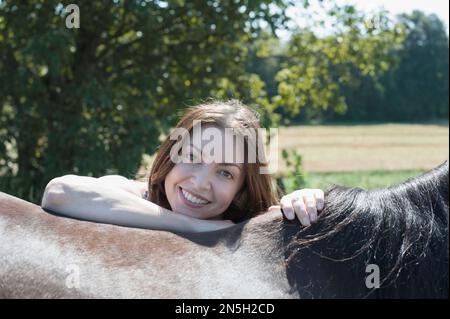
[
  {"x1": 282, "y1": 169, "x2": 427, "y2": 193},
  {"x1": 277, "y1": 123, "x2": 449, "y2": 172},
  {"x1": 276, "y1": 122, "x2": 448, "y2": 190}
]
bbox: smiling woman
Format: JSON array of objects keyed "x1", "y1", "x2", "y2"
[
  {"x1": 40, "y1": 100, "x2": 325, "y2": 234},
  {"x1": 163, "y1": 126, "x2": 247, "y2": 220},
  {"x1": 147, "y1": 100, "x2": 279, "y2": 223}
]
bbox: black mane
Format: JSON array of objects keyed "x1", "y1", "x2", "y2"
[{"x1": 283, "y1": 161, "x2": 449, "y2": 298}]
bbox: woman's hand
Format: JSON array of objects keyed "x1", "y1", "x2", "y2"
[{"x1": 269, "y1": 189, "x2": 325, "y2": 226}]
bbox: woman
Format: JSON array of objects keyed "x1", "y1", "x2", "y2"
[{"x1": 41, "y1": 100, "x2": 324, "y2": 233}]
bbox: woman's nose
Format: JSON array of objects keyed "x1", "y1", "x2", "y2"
[{"x1": 191, "y1": 166, "x2": 212, "y2": 191}]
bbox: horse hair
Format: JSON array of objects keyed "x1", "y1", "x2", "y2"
[{"x1": 282, "y1": 161, "x2": 448, "y2": 298}]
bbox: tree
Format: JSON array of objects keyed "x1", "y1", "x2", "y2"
[
  {"x1": 270, "y1": 4, "x2": 404, "y2": 118},
  {"x1": 384, "y1": 11, "x2": 449, "y2": 121}
]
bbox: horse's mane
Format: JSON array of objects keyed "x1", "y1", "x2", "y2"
[{"x1": 282, "y1": 161, "x2": 448, "y2": 298}]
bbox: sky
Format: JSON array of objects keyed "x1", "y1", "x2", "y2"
[
  {"x1": 278, "y1": 0, "x2": 450, "y2": 39},
  {"x1": 342, "y1": 0, "x2": 449, "y2": 30}
]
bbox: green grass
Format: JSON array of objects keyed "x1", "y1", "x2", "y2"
[{"x1": 282, "y1": 169, "x2": 427, "y2": 193}]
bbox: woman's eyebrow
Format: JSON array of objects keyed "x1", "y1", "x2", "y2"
[{"x1": 219, "y1": 163, "x2": 242, "y2": 171}]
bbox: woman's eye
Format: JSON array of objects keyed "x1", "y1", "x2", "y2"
[{"x1": 220, "y1": 170, "x2": 233, "y2": 179}]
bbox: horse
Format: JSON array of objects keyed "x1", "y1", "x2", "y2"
[{"x1": 0, "y1": 161, "x2": 448, "y2": 298}]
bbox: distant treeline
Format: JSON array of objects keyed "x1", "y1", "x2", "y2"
[{"x1": 247, "y1": 10, "x2": 449, "y2": 124}]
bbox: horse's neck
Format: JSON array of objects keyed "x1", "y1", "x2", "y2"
[
  {"x1": 214, "y1": 210, "x2": 286, "y2": 252},
  {"x1": 197, "y1": 211, "x2": 298, "y2": 298}
]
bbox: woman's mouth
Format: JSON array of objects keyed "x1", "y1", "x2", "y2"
[{"x1": 178, "y1": 186, "x2": 211, "y2": 208}]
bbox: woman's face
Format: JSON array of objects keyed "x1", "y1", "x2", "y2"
[{"x1": 164, "y1": 125, "x2": 245, "y2": 220}]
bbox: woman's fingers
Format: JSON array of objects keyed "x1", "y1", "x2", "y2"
[
  {"x1": 303, "y1": 195, "x2": 317, "y2": 223},
  {"x1": 314, "y1": 189, "x2": 325, "y2": 211},
  {"x1": 280, "y1": 194, "x2": 313, "y2": 225},
  {"x1": 280, "y1": 197, "x2": 295, "y2": 220},
  {"x1": 279, "y1": 189, "x2": 325, "y2": 225},
  {"x1": 292, "y1": 198, "x2": 310, "y2": 226}
]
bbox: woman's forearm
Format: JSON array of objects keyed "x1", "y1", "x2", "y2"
[{"x1": 41, "y1": 175, "x2": 232, "y2": 233}]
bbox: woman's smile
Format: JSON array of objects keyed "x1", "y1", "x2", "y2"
[{"x1": 178, "y1": 186, "x2": 211, "y2": 208}]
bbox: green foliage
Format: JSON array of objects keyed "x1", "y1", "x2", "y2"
[
  {"x1": 271, "y1": 6, "x2": 405, "y2": 117},
  {"x1": 246, "y1": 7, "x2": 448, "y2": 125},
  {"x1": 280, "y1": 148, "x2": 306, "y2": 193},
  {"x1": 328, "y1": 11, "x2": 449, "y2": 122},
  {"x1": 385, "y1": 11, "x2": 449, "y2": 120}
]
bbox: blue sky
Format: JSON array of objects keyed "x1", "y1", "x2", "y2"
[
  {"x1": 277, "y1": 0, "x2": 449, "y2": 39},
  {"x1": 341, "y1": 0, "x2": 449, "y2": 30}
]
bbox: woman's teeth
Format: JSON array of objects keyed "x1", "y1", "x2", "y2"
[{"x1": 181, "y1": 188, "x2": 209, "y2": 205}]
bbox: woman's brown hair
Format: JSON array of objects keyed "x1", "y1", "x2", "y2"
[{"x1": 147, "y1": 100, "x2": 279, "y2": 223}]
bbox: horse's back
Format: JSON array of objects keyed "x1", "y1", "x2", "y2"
[
  {"x1": 0, "y1": 192, "x2": 212, "y2": 297},
  {"x1": 0, "y1": 192, "x2": 289, "y2": 298}
]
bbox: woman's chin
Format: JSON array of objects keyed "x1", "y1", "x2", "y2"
[
  {"x1": 172, "y1": 202, "x2": 222, "y2": 220},
  {"x1": 174, "y1": 207, "x2": 202, "y2": 219}
]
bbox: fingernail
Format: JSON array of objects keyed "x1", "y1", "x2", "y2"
[
  {"x1": 282, "y1": 208, "x2": 294, "y2": 220},
  {"x1": 301, "y1": 217, "x2": 311, "y2": 226},
  {"x1": 317, "y1": 202, "x2": 324, "y2": 210},
  {"x1": 310, "y1": 213, "x2": 317, "y2": 223},
  {"x1": 287, "y1": 210, "x2": 295, "y2": 220}
]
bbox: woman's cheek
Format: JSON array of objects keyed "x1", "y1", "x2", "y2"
[{"x1": 216, "y1": 183, "x2": 238, "y2": 206}]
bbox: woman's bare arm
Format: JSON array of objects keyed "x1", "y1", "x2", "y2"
[
  {"x1": 41, "y1": 175, "x2": 233, "y2": 233},
  {"x1": 96, "y1": 175, "x2": 146, "y2": 198}
]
